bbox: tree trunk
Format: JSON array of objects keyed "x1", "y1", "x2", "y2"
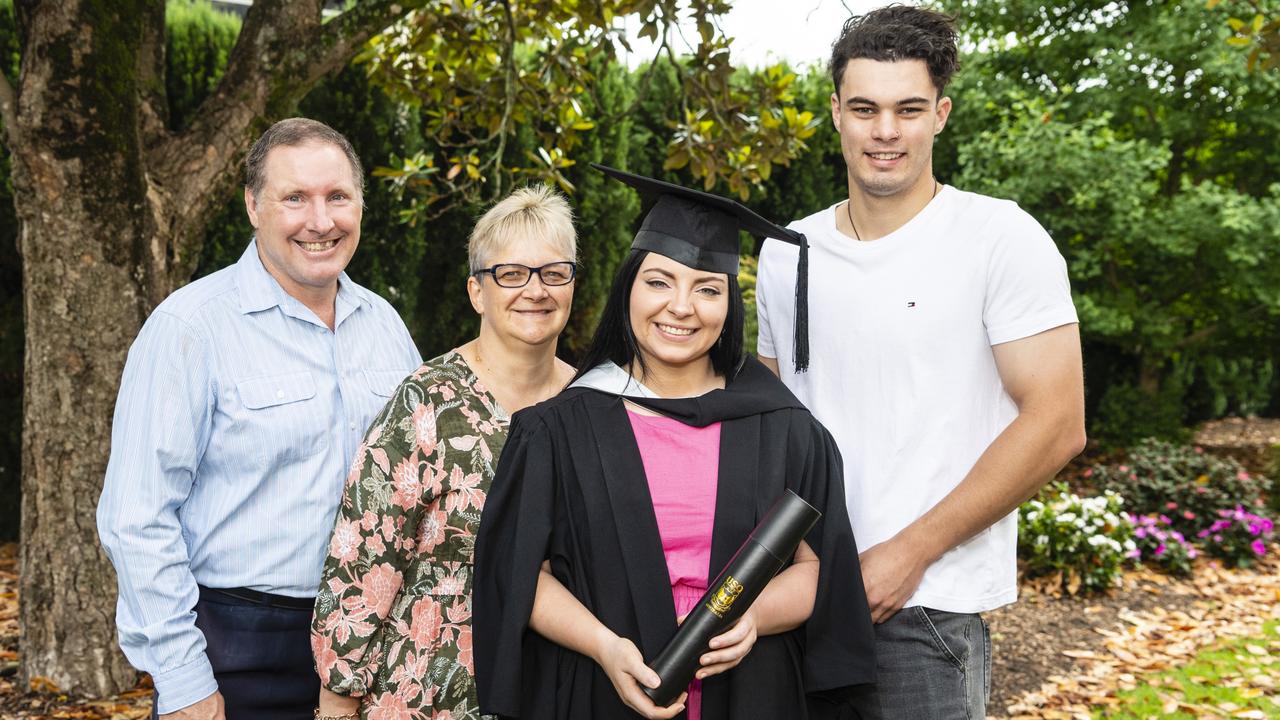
[{"x1": 1, "y1": 0, "x2": 419, "y2": 696}]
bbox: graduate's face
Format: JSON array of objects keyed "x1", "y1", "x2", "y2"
[
  {"x1": 830, "y1": 58, "x2": 951, "y2": 200},
  {"x1": 467, "y1": 236, "x2": 575, "y2": 347},
  {"x1": 629, "y1": 253, "x2": 729, "y2": 377}
]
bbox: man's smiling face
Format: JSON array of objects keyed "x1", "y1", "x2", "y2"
[
  {"x1": 245, "y1": 140, "x2": 362, "y2": 304},
  {"x1": 831, "y1": 58, "x2": 951, "y2": 199}
]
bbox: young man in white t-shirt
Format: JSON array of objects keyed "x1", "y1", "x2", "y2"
[{"x1": 756, "y1": 6, "x2": 1085, "y2": 719}]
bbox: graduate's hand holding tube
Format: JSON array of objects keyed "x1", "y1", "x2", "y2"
[{"x1": 594, "y1": 633, "x2": 688, "y2": 719}]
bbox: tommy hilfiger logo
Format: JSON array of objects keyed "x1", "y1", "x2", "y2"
[{"x1": 907, "y1": 301, "x2": 916, "y2": 308}]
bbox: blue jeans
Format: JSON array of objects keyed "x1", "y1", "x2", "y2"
[{"x1": 870, "y1": 607, "x2": 990, "y2": 720}]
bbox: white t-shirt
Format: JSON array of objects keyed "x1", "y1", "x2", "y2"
[{"x1": 756, "y1": 186, "x2": 1078, "y2": 613}]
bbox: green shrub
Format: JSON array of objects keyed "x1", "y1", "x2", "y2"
[
  {"x1": 1195, "y1": 506, "x2": 1275, "y2": 568},
  {"x1": 1124, "y1": 513, "x2": 1197, "y2": 576},
  {"x1": 1089, "y1": 439, "x2": 1273, "y2": 535},
  {"x1": 1019, "y1": 483, "x2": 1135, "y2": 594}
]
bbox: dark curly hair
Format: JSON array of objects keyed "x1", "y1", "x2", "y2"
[{"x1": 829, "y1": 4, "x2": 959, "y2": 99}]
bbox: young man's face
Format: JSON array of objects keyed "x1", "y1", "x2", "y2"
[{"x1": 830, "y1": 58, "x2": 951, "y2": 200}]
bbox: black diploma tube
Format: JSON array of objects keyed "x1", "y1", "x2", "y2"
[{"x1": 642, "y1": 489, "x2": 821, "y2": 707}]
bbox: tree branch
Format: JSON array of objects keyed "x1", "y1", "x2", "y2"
[{"x1": 146, "y1": 0, "x2": 423, "y2": 285}]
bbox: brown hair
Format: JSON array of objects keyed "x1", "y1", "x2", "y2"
[
  {"x1": 829, "y1": 4, "x2": 960, "y2": 98},
  {"x1": 243, "y1": 118, "x2": 364, "y2": 200}
]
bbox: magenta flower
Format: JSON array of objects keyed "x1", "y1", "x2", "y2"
[{"x1": 1251, "y1": 540, "x2": 1267, "y2": 556}]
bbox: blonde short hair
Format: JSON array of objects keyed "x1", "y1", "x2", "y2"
[{"x1": 469, "y1": 185, "x2": 577, "y2": 272}]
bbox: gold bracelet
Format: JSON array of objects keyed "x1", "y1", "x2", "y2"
[{"x1": 314, "y1": 709, "x2": 359, "y2": 720}]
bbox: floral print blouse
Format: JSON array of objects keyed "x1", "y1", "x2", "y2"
[{"x1": 312, "y1": 350, "x2": 508, "y2": 719}]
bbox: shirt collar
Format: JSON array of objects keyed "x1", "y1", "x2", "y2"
[{"x1": 235, "y1": 239, "x2": 367, "y2": 326}]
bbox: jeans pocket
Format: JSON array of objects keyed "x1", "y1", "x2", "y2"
[{"x1": 913, "y1": 606, "x2": 967, "y2": 671}]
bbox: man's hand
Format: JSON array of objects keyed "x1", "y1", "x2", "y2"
[
  {"x1": 159, "y1": 691, "x2": 225, "y2": 720},
  {"x1": 595, "y1": 633, "x2": 687, "y2": 719},
  {"x1": 859, "y1": 535, "x2": 931, "y2": 624}
]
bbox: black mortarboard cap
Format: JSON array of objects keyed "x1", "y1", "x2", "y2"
[{"x1": 593, "y1": 163, "x2": 810, "y2": 371}]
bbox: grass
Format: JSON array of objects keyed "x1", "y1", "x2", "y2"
[{"x1": 1095, "y1": 620, "x2": 1280, "y2": 719}]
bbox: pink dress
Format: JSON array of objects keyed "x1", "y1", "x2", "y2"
[{"x1": 627, "y1": 410, "x2": 722, "y2": 720}]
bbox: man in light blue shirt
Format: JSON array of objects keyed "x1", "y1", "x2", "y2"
[{"x1": 97, "y1": 118, "x2": 421, "y2": 720}]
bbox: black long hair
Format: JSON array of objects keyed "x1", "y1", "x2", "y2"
[{"x1": 569, "y1": 249, "x2": 746, "y2": 387}]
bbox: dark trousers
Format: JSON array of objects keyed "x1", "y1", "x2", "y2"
[{"x1": 153, "y1": 587, "x2": 318, "y2": 720}]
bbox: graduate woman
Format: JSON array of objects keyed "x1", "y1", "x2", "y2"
[{"x1": 473, "y1": 166, "x2": 877, "y2": 720}]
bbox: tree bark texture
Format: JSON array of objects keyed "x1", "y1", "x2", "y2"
[{"x1": 4, "y1": 0, "x2": 419, "y2": 696}]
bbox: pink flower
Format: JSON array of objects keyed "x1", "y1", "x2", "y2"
[
  {"x1": 311, "y1": 631, "x2": 339, "y2": 680},
  {"x1": 1082, "y1": 468, "x2": 1094, "y2": 478},
  {"x1": 416, "y1": 508, "x2": 449, "y2": 554},
  {"x1": 1251, "y1": 540, "x2": 1266, "y2": 556},
  {"x1": 1166, "y1": 502, "x2": 1179, "y2": 510},
  {"x1": 1118, "y1": 465, "x2": 1129, "y2": 473},
  {"x1": 367, "y1": 691, "x2": 412, "y2": 720},
  {"x1": 358, "y1": 563, "x2": 403, "y2": 619},
  {"x1": 328, "y1": 518, "x2": 362, "y2": 565},
  {"x1": 1238, "y1": 470, "x2": 1251, "y2": 481},
  {"x1": 405, "y1": 596, "x2": 444, "y2": 648},
  {"x1": 391, "y1": 457, "x2": 423, "y2": 510},
  {"x1": 412, "y1": 402, "x2": 438, "y2": 457},
  {"x1": 1183, "y1": 510, "x2": 1196, "y2": 520}
]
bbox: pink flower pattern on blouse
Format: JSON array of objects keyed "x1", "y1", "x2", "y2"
[{"x1": 312, "y1": 351, "x2": 507, "y2": 719}]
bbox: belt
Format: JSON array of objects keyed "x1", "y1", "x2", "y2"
[{"x1": 197, "y1": 585, "x2": 316, "y2": 611}]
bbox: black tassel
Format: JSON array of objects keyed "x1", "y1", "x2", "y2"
[{"x1": 793, "y1": 232, "x2": 810, "y2": 372}]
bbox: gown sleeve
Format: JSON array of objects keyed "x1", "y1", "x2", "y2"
[
  {"x1": 790, "y1": 415, "x2": 878, "y2": 696},
  {"x1": 473, "y1": 409, "x2": 558, "y2": 717}
]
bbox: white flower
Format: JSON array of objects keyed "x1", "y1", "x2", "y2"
[
  {"x1": 1026, "y1": 511, "x2": 1039, "y2": 522},
  {"x1": 1036, "y1": 535, "x2": 1049, "y2": 546},
  {"x1": 1058, "y1": 512, "x2": 1077, "y2": 524},
  {"x1": 1088, "y1": 534, "x2": 1110, "y2": 547}
]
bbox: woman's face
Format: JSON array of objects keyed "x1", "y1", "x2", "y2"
[
  {"x1": 468, "y1": 236, "x2": 575, "y2": 348},
  {"x1": 628, "y1": 252, "x2": 729, "y2": 378}
]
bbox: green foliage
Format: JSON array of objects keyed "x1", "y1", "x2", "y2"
[
  {"x1": 1125, "y1": 513, "x2": 1198, "y2": 576},
  {"x1": 1211, "y1": 0, "x2": 1280, "y2": 72},
  {"x1": 1089, "y1": 439, "x2": 1273, "y2": 535},
  {"x1": 1019, "y1": 483, "x2": 1135, "y2": 594},
  {"x1": 164, "y1": 0, "x2": 239, "y2": 131},
  {"x1": 362, "y1": 1, "x2": 819, "y2": 220},
  {"x1": 1092, "y1": 383, "x2": 1189, "y2": 448},
  {"x1": 1194, "y1": 505, "x2": 1275, "y2": 567},
  {"x1": 938, "y1": 0, "x2": 1280, "y2": 443},
  {"x1": 738, "y1": 255, "x2": 758, "y2": 354}
]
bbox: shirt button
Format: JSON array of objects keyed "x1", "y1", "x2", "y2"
[
  {"x1": 276, "y1": 389, "x2": 284, "y2": 400},
  {"x1": 349, "y1": 422, "x2": 356, "y2": 430}
]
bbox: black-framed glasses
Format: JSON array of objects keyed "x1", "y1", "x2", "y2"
[{"x1": 473, "y1": 261, "x2": 577, "y2": 288}]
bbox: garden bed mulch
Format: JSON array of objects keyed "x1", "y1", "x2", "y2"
[
  {"x1": 993, "y1": 550, "x2": 1280, "y2": 719},
  {"x1": 0, "y1": 543, "x2": 1277, "y2": 719}
]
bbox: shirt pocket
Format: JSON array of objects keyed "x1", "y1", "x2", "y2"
[{"x1": 236, "y1": 371, "x2": 328, "y2": 462}]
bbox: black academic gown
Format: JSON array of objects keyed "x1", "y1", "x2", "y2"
[{"x1": 473, "y1": 357, "x2": 876, "y2": 719}]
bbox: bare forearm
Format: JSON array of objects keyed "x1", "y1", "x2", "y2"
[
  {"x1": 903, "y1": 407, "x2": 1085, "y2": 563},
  {"x1": 746, "y1": 543, "x2": 818, "y2": 636},
  {"x1": 529, "y1": 565, "x2": 615, "y2": 663}
]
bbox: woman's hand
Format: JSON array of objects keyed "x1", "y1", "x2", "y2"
[
  {"x1": 594, "y1": 633, "x2": 687, "y2": 719},
  {"x1": 696, "y1": 608, "x2": 759, "y2": 680}
]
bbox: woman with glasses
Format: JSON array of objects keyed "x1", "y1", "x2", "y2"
[{"x1": 311, "y1": 185, "x2": 577, "y2": 720}]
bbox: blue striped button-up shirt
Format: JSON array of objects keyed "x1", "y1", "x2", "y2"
[{"x1": 97, "y1": 241, "x2": 421, "y2": 714}]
